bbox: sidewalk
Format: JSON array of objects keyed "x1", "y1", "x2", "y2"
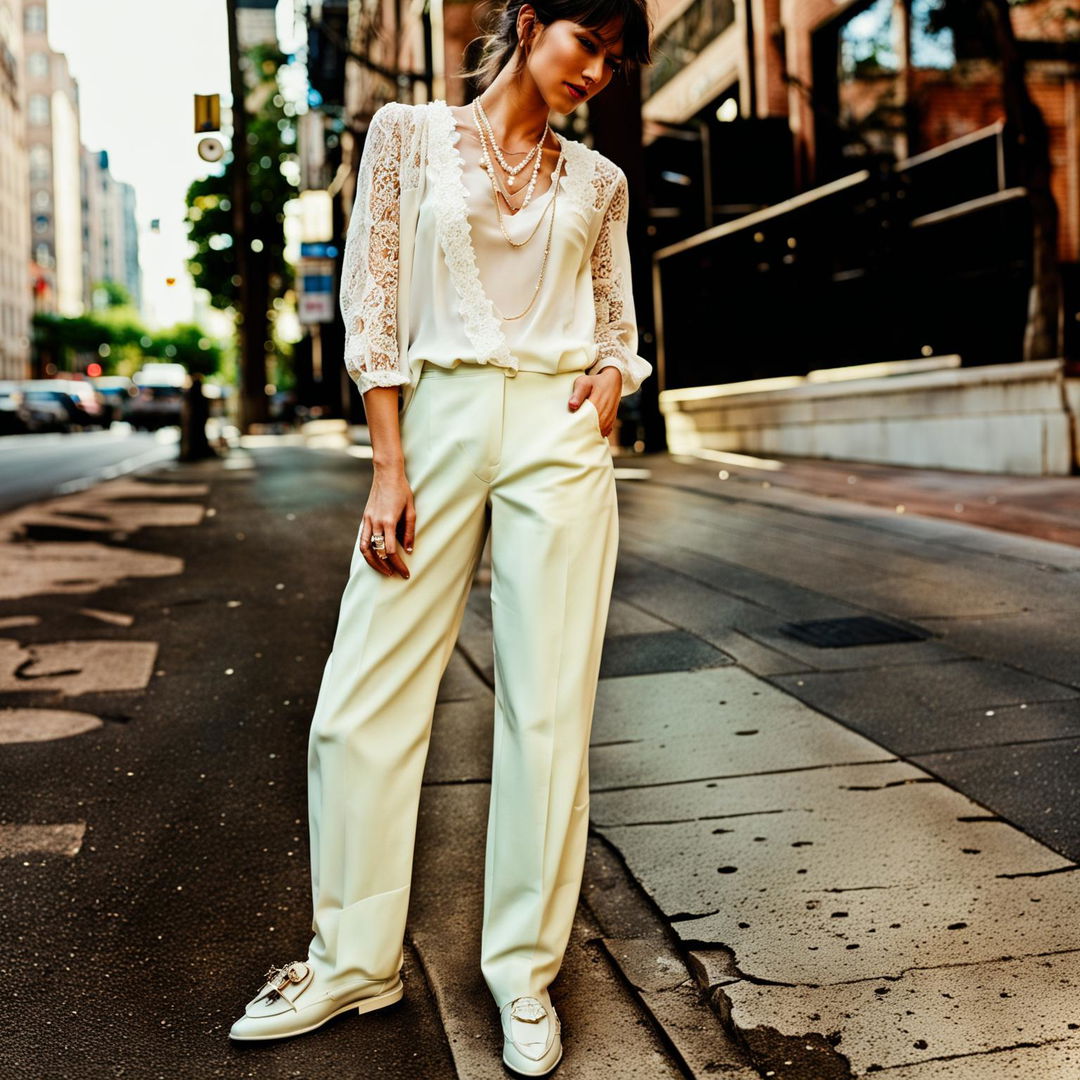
[
  {"x1": 2, "y1": 437, "x2": 1079, "y2": 1078},
  {"x1": 664, "y1": 447, "x2": 1080, "y2": 548},
  {"x1": 586, "y1": 450, "x2": 1080, "y2": 1077}
]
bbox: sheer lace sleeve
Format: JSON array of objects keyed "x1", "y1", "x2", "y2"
[
  {"x1": 340, "y1": 102, "x2": 410, "y2": 397},
  {"x1": 588, "y1": 169, "x2": 653, "y2": 397}
]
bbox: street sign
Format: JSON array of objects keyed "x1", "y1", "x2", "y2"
[
  {"x1": 299, "y1": 292, "x2": 335, "y2": 323},
  {"x1": 300, "y1": 242, "x2": 338, "y2": 259},
  {"x1": 298, "y1": 256, "x2": 336, "y2": 325}
]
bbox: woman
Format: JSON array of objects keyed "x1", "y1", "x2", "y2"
[{"x1": 229, "y1": 0, "x2": 652, "y2": 1074}]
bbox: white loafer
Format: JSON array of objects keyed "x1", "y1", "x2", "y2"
[
  {"x1": 229, "y1": 959, "x2": 404, "y2": 1041},
  {"x1": 500, "y1": 995, "x2": 563, "y2": 1076}
]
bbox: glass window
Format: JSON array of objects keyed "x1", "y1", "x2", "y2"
[
  {"x1": 34, "y1": 214, "x2": 50, "y2": 235},
  {"x1": 839, "y1": 0, "x2": 898, "y2": 80},
  {"x1": 24, "y1": 5, "x2": 45, "y2": 33},
  {"x1": 911, "y1": 0, "x2": 955, "y2": 69},
  {"x1": 29, "y1": 144, "x2": 50, "y2": 180},
  {"x1": 27, "y1": 51, "x2": 49, "y2": 79},
  {"x1": 834, "y1": 0, "x2": 905, "y2": 162},
  {"x1": 33, "y1": 189, "x2": 51, "y2": 210},
  {"x1": 28, "y1": 93, "x2": 50, "y2": 126}
]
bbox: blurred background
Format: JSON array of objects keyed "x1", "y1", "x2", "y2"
[{"x1": 1, "y1": 0, "x2": 1078, "y2": 484}]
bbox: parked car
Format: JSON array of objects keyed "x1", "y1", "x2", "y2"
[
  {"x1": 129, "y1": 364, "x2": 187, "y2": 430},
  {"x1": 90, "y1": 375, "x2": 136, "y2": 424},
  {"x1": 21, "y1": 378, "x2": 106, "y2": 430},
  {"x1": 18, "y1": 386, "x2": 76, "y2": 432},
  {"x1": 60, "y1": 378, "x2": 107, "y2": 428},
  {"x1": 0, "y1": 381, "x2": 27, "y2": 434}
]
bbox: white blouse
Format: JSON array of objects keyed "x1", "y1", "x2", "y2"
[{"x1": 339, "y1": 99, "x2": 652, "y2": 414}]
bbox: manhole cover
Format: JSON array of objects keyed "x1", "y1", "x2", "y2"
[{"x1": 778, "y1": 616, "x2": 928, "y2": 648}]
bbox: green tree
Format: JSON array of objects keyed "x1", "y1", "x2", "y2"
[
  {"x1": 32, "y1": 313, "x2": 223, "y2": 377},
  {"x1": 184, "y1": 43, "x2": 296, "y2": 314}
]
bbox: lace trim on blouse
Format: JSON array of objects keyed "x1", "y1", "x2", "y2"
[
  {"x1": 591, "y1": 168, "x2": 629, "y2": 372},
  {"x1": 340, "y1": 102, "x2": 409, "y2": 395},
  {"x1": 427, "y1": 101, "x2": 515, "y2": 370},
  {"x1": 339, "y1": 99, "x2": 649, "y2": 398}
]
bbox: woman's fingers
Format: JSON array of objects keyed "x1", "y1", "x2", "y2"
[
  {"x1": 359, "y1": 517, "x2": 393, "y2": 576},
  {"x1": 385, "y1": 549, "x2": 410, "y2": 579},
  {"x1": 377, "y1": 515, "x2": 411, "y2": 579},
  {"x1": 359, "y1": 484, "x2": 415, "y2": 579},
  {"x1": 402, "y1": 495, "x2": 416, "y2": 554}
]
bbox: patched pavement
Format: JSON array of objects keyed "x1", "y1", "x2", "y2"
[{"x1": 3, "y1": 435, "x2": 1079, "y2": 1077}]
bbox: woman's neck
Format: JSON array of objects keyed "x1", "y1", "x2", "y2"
[{"x1": 477, "y1": 66, "x2": 553, "y2": 153}]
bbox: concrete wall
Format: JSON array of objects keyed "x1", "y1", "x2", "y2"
[{"x1": 660, "y1": 359, "x2": 1076, "y2": 476}]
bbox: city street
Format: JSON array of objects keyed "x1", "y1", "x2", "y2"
[
  {"x1": 0, "y1": 427, "x2": 180, "y2": 512},
  {"x1": 1, "y1": 437, "x2": 1078, "y2": 1078}
]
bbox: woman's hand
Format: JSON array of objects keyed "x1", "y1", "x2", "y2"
[
  {"x1": 568, "y1": 366, "x2": 622, "y2": 437},
  {"x1": 358, "y1": 466, "x2": 415, "y2": 579}
]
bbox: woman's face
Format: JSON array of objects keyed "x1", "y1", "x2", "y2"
[{"x1": 523, "y1": 14, "x2": 626, "y2": 113}]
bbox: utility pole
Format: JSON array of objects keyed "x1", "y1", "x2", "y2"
[{"x1": 226, "y1": 0, "x2": 268, "y2": 431}]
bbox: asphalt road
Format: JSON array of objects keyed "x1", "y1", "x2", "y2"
[{"x1": 0, "y1": 425, "x2": 179, "y2": 512}]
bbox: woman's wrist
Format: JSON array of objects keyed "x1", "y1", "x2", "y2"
[
  {"x1": 372, "y1": 452, "x2": 406, "y2": 473},
  {"x1": 596, "y1": 365, "x2": 622, "y2": 390}
]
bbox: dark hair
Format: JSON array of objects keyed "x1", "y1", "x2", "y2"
[{"x1": 463, "y1": 0, "x2": 651, "y2": 91}]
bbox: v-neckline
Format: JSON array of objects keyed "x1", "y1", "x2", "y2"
[
  {"x1": 425, "y1": 99, "x2": 589, "y2": 369},
  {"x1": 445, "y1": 103, "x2": 568, "y2": 214}
]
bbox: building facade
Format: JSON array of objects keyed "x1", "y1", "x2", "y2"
[
  {"x1": 0, "y1": 0, "x2": 30, "y2": 379},
  {"x1": 81, "y1": 147, "x2": 140, "y2": 310},
  {"x1": 645, "y1": 0, "x2": 1080, "y2": 389},
  {"x1": 22, "y1": 0, "x2": 83, "y2": 316}
]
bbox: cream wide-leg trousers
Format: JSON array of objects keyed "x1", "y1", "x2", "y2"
[{"x1": 304, "y1": 359, "x2": 619, "y2": 1011}]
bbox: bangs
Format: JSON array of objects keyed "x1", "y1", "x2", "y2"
[{"x1": 569, "y1": 0, "x2": 651, "y2": 66}]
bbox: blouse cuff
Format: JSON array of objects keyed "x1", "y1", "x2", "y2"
[
  {"x1": 358, "y1": 367, "x2": 411, "y2": 397},
  {"x1": 589, "y1": 351, "x2": 651, "y2": 398}
]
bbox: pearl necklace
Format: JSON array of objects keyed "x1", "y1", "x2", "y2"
[
  {"x1": 473, "y1": 95, "x2": 549, "y2": 193},
  {"x1": 472, "y1": 98, "x2": 548, "y2": 216},
  {"x1": 466, "y1": 102, "x2": 563, "y2": 321}
]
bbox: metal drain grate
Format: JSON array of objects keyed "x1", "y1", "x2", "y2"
[{"x1": 778, "y1": 616, "x2": 929, "y2": 648}]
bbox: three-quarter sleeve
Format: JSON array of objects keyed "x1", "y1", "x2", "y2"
[
  {"x1": 340, "y1": 103, "x2": 410, "y2": 397},
  {"x1": 587, "y1": 169, "x2": 653, "y2": 397}
]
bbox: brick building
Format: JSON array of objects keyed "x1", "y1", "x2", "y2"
[{"x1": 650, "y1": 0, "x2": 1080, "y2": 474}]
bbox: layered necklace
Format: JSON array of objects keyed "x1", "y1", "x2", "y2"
[{"x1": 470, "y1": 95, "x2": 565, "y2": 321}]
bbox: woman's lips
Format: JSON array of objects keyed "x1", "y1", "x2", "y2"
[{"x1": 565, "y1": 82, "x2": 585, "y2": 102}]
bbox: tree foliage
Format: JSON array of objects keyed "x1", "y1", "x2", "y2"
[
  {"x1": 184, "y1": 43, "x2": 297, "y2": 313},
  {"x1": 32, "y1": 312, "x2": 224, "y2": 377}
]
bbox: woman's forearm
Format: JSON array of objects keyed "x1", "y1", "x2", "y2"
[{"x1": 362, "y1": 386, "x2": 406, "y2": 472}]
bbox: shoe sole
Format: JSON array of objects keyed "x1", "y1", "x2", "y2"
[
  {"x1": 229, "y1": 980, "x2": 404, "y2": 1041},
  {"x1": 502, "y1": 1044, "x2": 564, "y2": 1077}
]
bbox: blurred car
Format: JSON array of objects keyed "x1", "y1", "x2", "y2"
[
  {"x1": 129, "y1": 364, "x2": 187, "y2": 430},
  {"x1": 0, "y1": 381, "x2": 27, "y2": 434},
  {"x1": 58, "y1": 378, "x2": 107, "y2": 428},
  {"x1": 18, "y1": 386, "x2": 76, "y2": 432},
  {"x1": 90, "y1": 375, "x2": 136, "y2": 424}
]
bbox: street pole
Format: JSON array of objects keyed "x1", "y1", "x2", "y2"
[{"x1": 226, "y1": 0, "x2": 268, "y2": 431}]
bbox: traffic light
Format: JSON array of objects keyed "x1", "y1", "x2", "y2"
[{"x1": 194, "y1": 94, "x2": 221, "y2": 133}]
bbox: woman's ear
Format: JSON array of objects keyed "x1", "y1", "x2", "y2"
[{"x1": 516, "y1": 5, "x2": 539, "y2": 56}]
